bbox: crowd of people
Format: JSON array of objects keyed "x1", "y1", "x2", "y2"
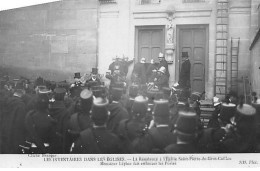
[{"x1": 0, "y1": 52, "x2": 259, "y2": 154}]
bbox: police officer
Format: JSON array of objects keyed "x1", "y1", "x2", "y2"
[
  {"x1": 116, "y1": 96, "x2": 149, "y2": 153},
  {"x1": 71, "y1": 97, "x2": 123, "y2": 154},
  {"x1": 107, "y1": 88, "x2": 129, "y2": 133},
  {"x1": 132, "y1": 99, "x2": 176, "y2": 153},
  {"x1": 165, "y1": 108, "x2": 199, "y2": 153}
]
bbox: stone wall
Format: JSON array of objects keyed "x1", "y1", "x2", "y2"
[{"x1": 0, "y1": 0, "x2": 97, "y2": 82}]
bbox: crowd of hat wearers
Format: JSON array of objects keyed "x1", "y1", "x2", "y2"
[{"x1": 0, "y1": 52, "x2": 260, "y2": 154}]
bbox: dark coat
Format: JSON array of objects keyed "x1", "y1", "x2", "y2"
[
  {"x1": 107, "y1": 102, "x2": 129, "y2": 133},
  {"x1": 132, "y1": 126, "x2": 176, "y2": 153},
  {"x1": 49, "y1": 101, "x2": 71, "y2": 153},
  {"x1": 25, "y1": 109, "x2": 57, "y2": 154},
  {"x1": 1, "y1": 96, "x2": 27, "y2": 154},
  {"x1": 132, "y1": 63, "x2": 147, "y2": 84},
  {"x1": 179, "y1": 59, "x2": 191, "y2": 88},
  {"x1": 155, "y1": 74, "x2": 169, "y2": 89},
  {"x1": 71, "y1": 127, "x2": 123, "y2": 154},
  {"x1": 146, "y1": 63, "x2": 158, "y2": 82}
]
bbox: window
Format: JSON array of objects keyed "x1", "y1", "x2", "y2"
[
  {"x1": 183, "y1": 0, "x2": 206, "y2": 3},
  {"x1": 137, "y1": 0, "x2": 161, "y2": 5}
]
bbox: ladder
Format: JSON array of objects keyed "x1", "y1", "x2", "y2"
[
  {"x1": 214, "y1": 0, "x2": 229, "y2": 99},
  {"x1": 230, "y1": 37, "x2": 240, "y2": 92}
]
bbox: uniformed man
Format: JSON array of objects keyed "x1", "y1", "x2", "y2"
[
  {"x1": 68, "y1": 89, "x2": 93, "y2": 141},
  {"x1": 71, "y1": 97, "x2": 123, "y2": 154},
  {"x1": 107, "y1": 87, "x2": 129, "y2": 133},
  {"x1": 165, "y1": 108, "x2": 199, "y2": 153},
  {"x1": 132, "y1": 99, "x2": 176, "y2": 153},
  {"x1": 221, "y1": 102, "x2": 257, "y2": 153},
  {"x1": 158, "y1": 52, "x2": 169, "y2": 76},
  {"x1": 116, "y1": 96, "x2": 148, "y2": 153},
  {"x1": 154, "y1": 66, "x2": 169, "y2": 90},
  {"x1": 48, "y1": 87, "x2": 71, "y2": 153}
]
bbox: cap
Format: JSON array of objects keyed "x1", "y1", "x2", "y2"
[
  {"x1": 74, "y1": 72, "x2": 81, "y2": 79},
  {"x1": 175, "y1": 110, "x2": 198, "y2": 135},
  {"x1": 132, "y1": 96, "x2": 148, "y2": 117},
  {"x1": 111, "y1": 87, "x2": 123, "y2": 100},
  {"x1": 182, "y1": 52, "x2": 189, "y2": 58},
  {"x1": 153, "y1": 99, "x2": 170, "y2": 117},
  {"x1": 91, "y1": 97, "x2": 109, "y2": 125}
]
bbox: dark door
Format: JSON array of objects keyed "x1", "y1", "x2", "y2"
[
  {"x1": 136, "y1": 26, "x2": 164, "y2": 63},
  {"x1": 179, "y1": 26, "x2": 207, "y2": 93}
]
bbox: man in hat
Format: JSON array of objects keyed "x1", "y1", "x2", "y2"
[
  {"x1": 71, "y1": 97, "x2": 123, "y2": 154},
  {"x1": 48, "y1": 87, "x2": 71, "y2": 153},
  {"x1": 23, "y1": 89, "x2": 57, "y2": 154},
  {"x1": 158, "y1": 52, "x2": 170, "y2": 76},
  {"x1": 221, "y1": 102, "x2": 257, "y2": 153},
  {"x1": 132, "y1": 57, "x2": 147, "y2": 85},
  {"x1": 1, "y1": 82, "x2": 27, "y2": 153},
  {"x1": 68, "y1": 89, "x2": 93, "y2": 140},
  {"x1": 69, "y1": 72, "x2": 83, "y2": 98},
  {"x1": 178, "y1": 52, "x2": 191, "y2": 89},
  {"x1": 107, "y1": 88, "x2": 129, "y2": 133},
  {"x1": 86, "y1": 68, "x2": 101, "y2": 86},
  {"x1": 116, "y1": 96, "x2": 149, "y2": 153},
  {"x1": 154, "y1": 66, "x2": 169, "y2": 90},
  {"x1": 165, "y1": 108, "x2": 199, "y2": 153},
  {"x1": 132, "y1": 99, "x2": 176, "y2": 153}
]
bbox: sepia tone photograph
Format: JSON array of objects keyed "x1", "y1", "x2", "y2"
[{"x1": 0, "y1": 0, "x2": 260, "y2": 168}]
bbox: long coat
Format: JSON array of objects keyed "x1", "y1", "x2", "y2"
[
  {"x1": 179, "y1": 59, "x2": 191, "y2": 88},
  {"x1": 1, "y1": 96, "x2": 27, "y2": 154}
]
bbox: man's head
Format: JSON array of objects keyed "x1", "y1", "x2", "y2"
[
  {"x1": 181, "y1": 52, "x2": 189, "y2": 62},
  {"x1": 74, "y1": 72, "x2": 81, "y2": 82},
  {"x1": 158, "y1": 52, "x2": 165, "y2": 62},
  {"x1": 80, "y1": 89, "x2": 93, "y2": 113},
  {"x1": 91, "y1": 68, "x2": 98, "y2": 79},
  {"x1": 157, "y1": 66, "x2": 166, "y2": 76},
  {"x1": 140, "y1": 57, "x2": 146, "y2": 64}
]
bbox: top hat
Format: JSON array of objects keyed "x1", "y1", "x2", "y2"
[
  {"x1": 111, "y1": 87, "x2": 123, "y2": 99},
  {"x1": 175, "y1": 109, "x2": 198, "y2": 135},
  {"x1": 91, "y1": 97, "x2": 109, "y2": 125},
  {"x1": 158, "y1": 52, "x2": 164, "y2": 58},
  {"x1": 91, "y1": 68, "x2": 98, "y2": 75},
  {"x1": 219, "y1": 103, "x2": 236, "y2": 123},
  {"x1": 132, "y1": 96, "x2": 148, "y2": 117},
  {"x1": 182, "y1": 52, "x2": 189, "y2": 58},
  {"x1": 74, "y1": 72, "x2": 81, "y2": 79},
  {"x1": 153, "y1": 99, "x2": 170, "y2": 117}
]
